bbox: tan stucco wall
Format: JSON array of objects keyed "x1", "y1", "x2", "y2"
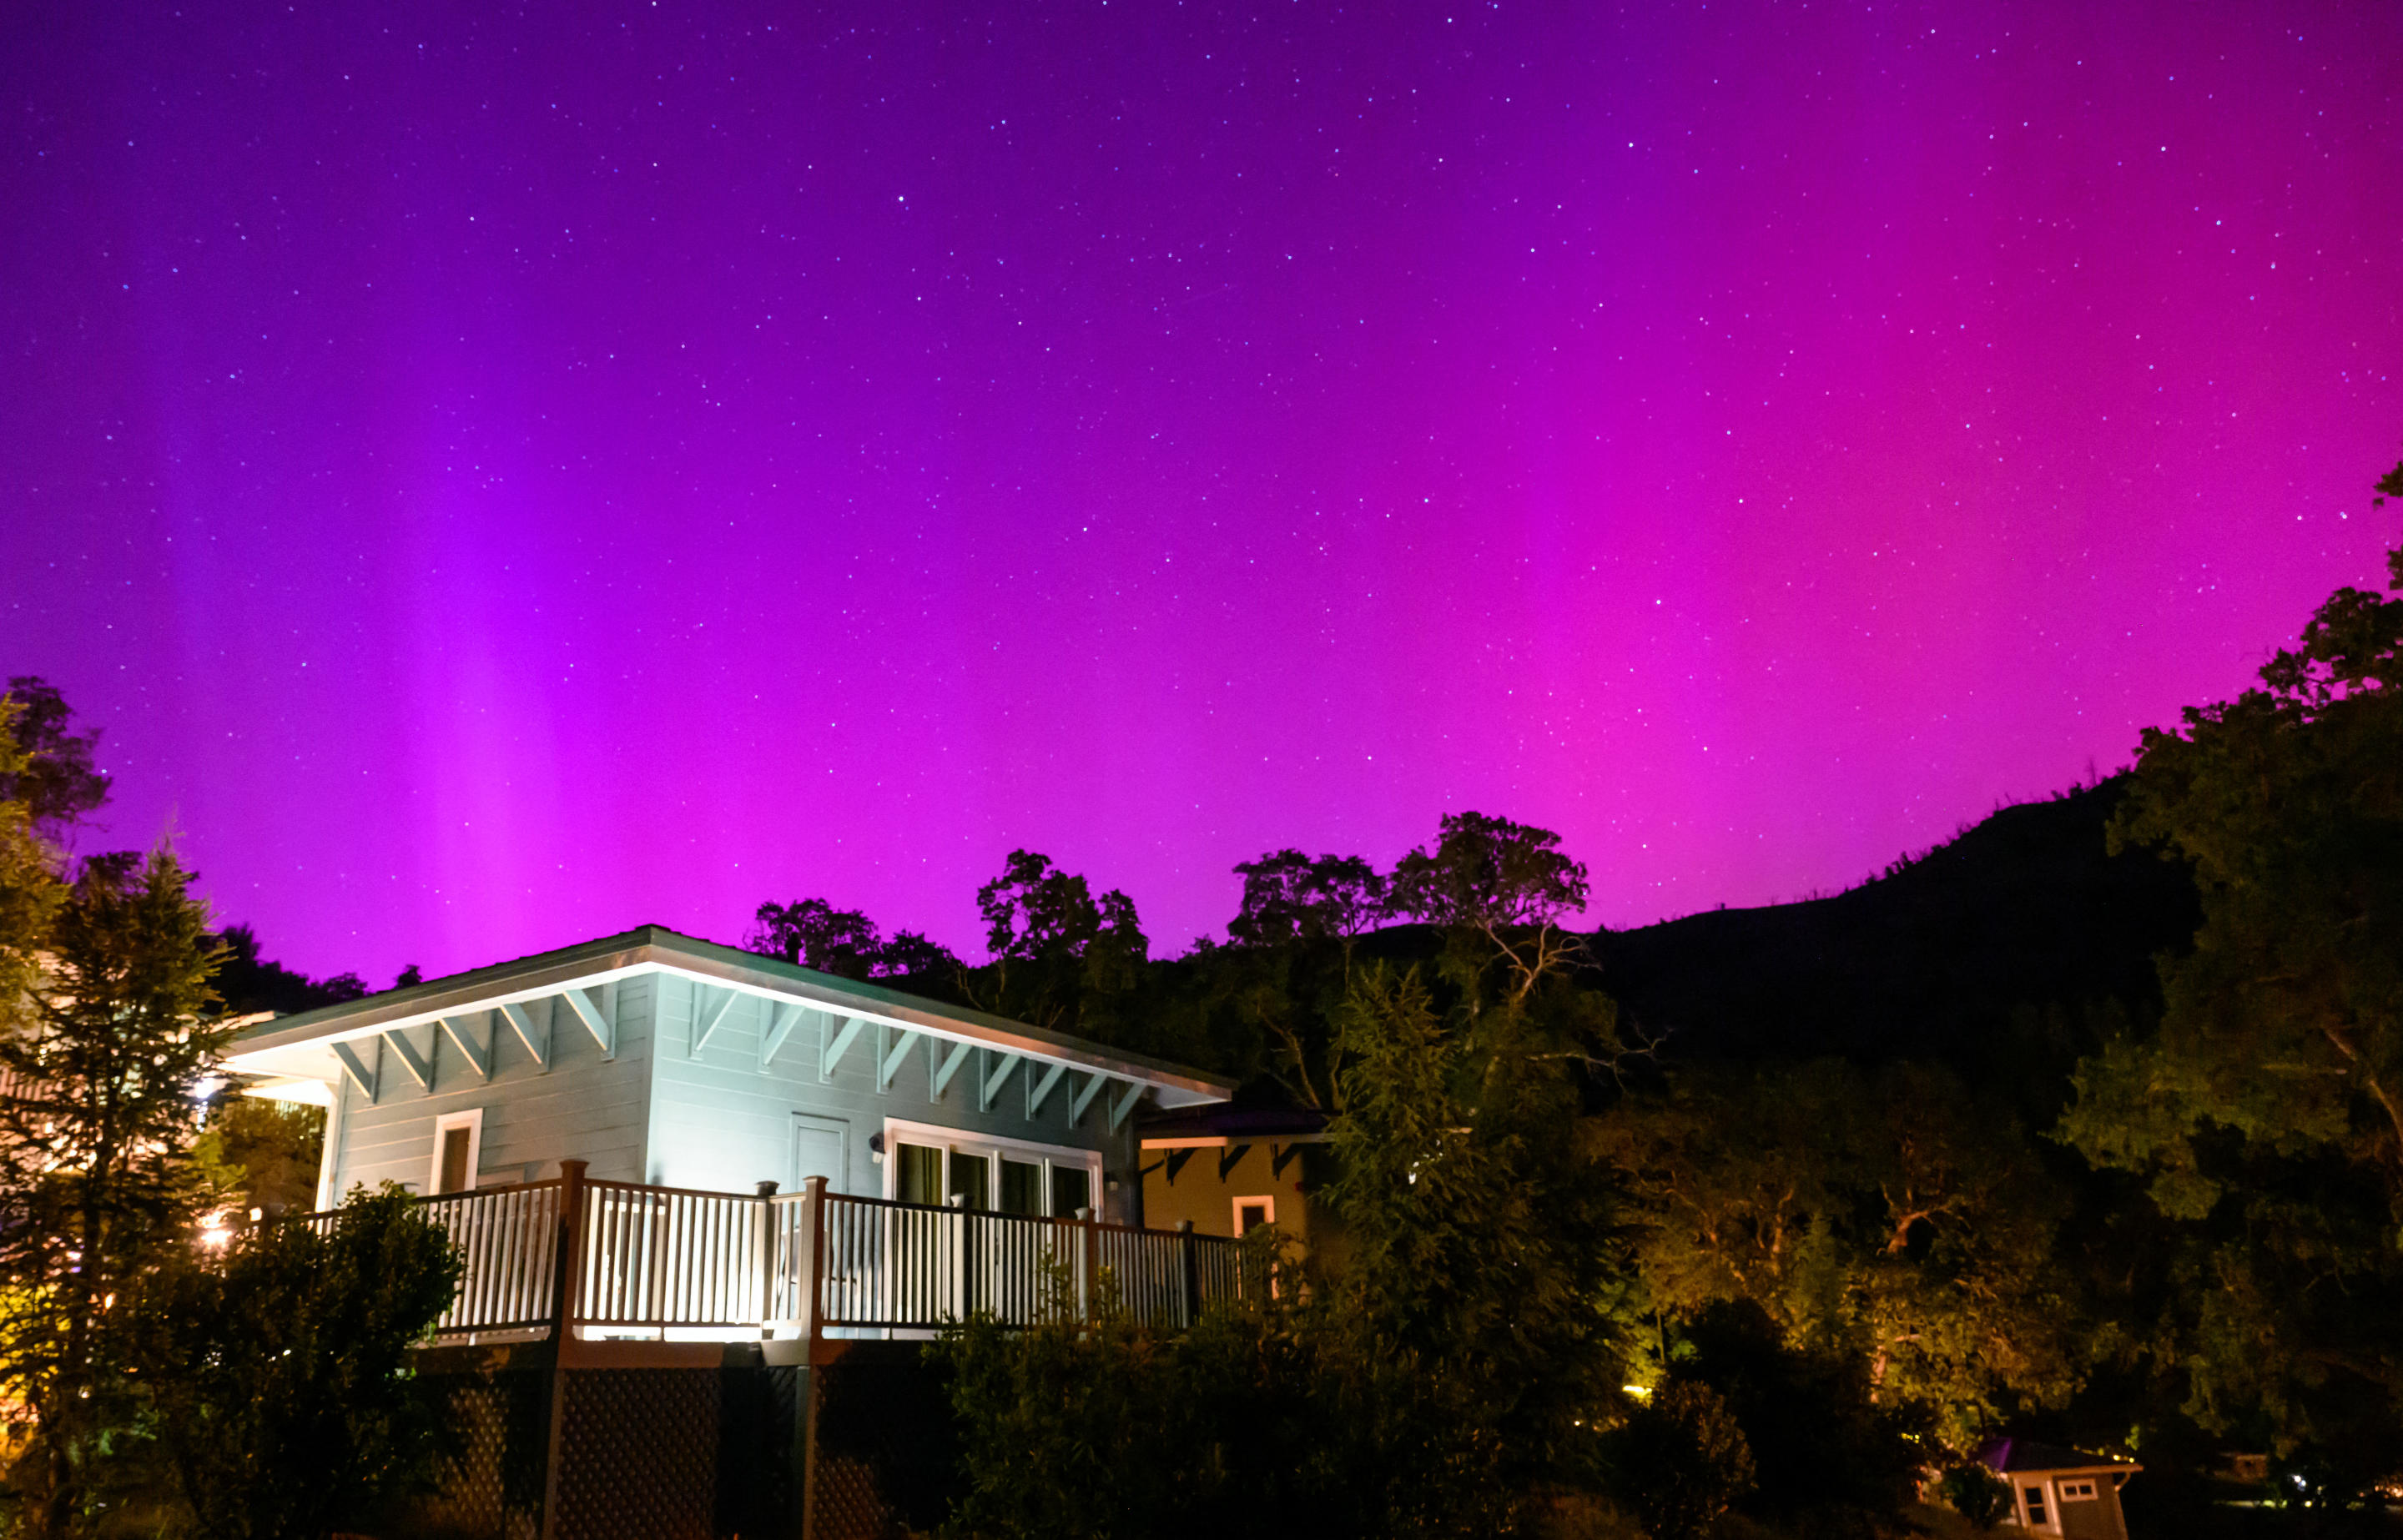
[{"x1": 1140, "y1": 1140, "x2": 1323, "y2": 1248}]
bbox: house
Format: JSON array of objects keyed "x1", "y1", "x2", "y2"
[
  {"x1": 219, "y1": 926, "x2": 1249, "y2": 1537},
  {"x1": 223, "y1": 923, "x2": 1236, "y2": 1230},
  {"x1": 1138, "y1": 1100, "x2": 1333, "y2": 1254},
  {"x1": 1977, "y1": 1438, "x2": 2140, "y2": 1539}
]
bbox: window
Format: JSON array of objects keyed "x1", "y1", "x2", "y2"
[
  {"x1": 894, "y1": 1141, "x2": 943, "y2": 1206},
  {"x1": 883, "y1": 1118, "x2": 1103, "y2": 1218},
  {"x1": 1234, "y1": 1195, "x2": 1276, "y2": 1236},
  {"x1": 2023, "y1": 1487, "x2": 2048, "y2": 1529},
  {"x1": 429, "y1": 1109, "x2": 483, "y2": 1195},
  {"x1": 1000, "y1": 1158, "x2": 1044, "y2": 1215},
  {"x1": 2058, "y1": 1480, "x2": 2098, "y2": 1502},
  {"x1": 947, "y1": 1149, "x2": 990, "y2": 1210}
]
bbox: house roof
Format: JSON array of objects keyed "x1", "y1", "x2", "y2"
[
  {"x1": 1136, "y1": 1102, "x2": 1330, "y2": 1147},
  {"x1": 1976, "y1": 1438, "x2": 2139, "y2": 1477},
  {"x1": 222, "y1": 924, "x2": 1237, "y2": 1108}
]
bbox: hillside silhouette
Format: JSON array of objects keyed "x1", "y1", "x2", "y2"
[{"x1": 1594, "y1": 779, "x2": 2200, "y2": 1074}]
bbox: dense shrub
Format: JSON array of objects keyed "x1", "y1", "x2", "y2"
[
  {"x1": 1605, "y1": 1381, "x2": 1754, "y2": 1540},
  {"x1": 1934, "y1": 1462, "x2": 2012, "y2": 1528},
  {"x1": 142, "y1": 1183, "x2": 462, "y2": 1540}
]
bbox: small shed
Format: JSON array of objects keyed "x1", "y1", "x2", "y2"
[{"x1": 1976, "y1": 1438, "x2": 2140, "y2": 1539}]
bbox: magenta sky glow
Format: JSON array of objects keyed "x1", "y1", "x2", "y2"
[{"x1": 3, "y1": 1, "x2": 2400, "y2": 984}]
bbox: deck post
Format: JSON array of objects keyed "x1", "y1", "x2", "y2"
[
  {"x1": 754, "y1": 1180, "x2": 778, "y2": 1332},
  {"x1": 794, "y1": 1175, "x2": 826, "y2": 1347},
  {"x1": 794, "y1": 1175, "x2": 827, "y2": 1540},
  {"x1": 1074, "y1": 1205, "x2": 1101, "y2": 1320},
  {"x1": 538, "y1": 1160, "x2": 590, "y2": 1540},
  {"x1": 1175, "y1": 1219, "x2": 1198, "y2": 1328}
]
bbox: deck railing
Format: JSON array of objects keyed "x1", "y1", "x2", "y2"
[
  {"x1": 426, "y1": 1180, "x2": 563, "y2": 1335},
  {"x1": 299, "y1": 1161, "x2": 1253, "y2": 1348}
]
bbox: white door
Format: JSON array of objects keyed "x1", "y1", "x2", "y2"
[{"x1": 793, "y1": 1114, "x2": 849, "y2": 1195}]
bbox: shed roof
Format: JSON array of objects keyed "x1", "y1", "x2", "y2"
[
  {"x1": 223, "y1": 924, "x2": 1237, "y2": 1107},
  {"x1": 1976, "y1": 1438, "x2": 2139, "y2": 1477}
]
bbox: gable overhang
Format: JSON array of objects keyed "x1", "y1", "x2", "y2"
[{"x1": 220, "y1": 926, "x2": 1237, "y2": 1110}]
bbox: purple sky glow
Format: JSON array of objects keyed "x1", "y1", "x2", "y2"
[{"x1": 4, "y1": 0, "x2": 2400, "y2": 983}]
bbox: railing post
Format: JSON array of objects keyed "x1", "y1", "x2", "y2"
[
  {"x1": 754, "y1": 1180, "x2": 779, "y2": 1334},
  {"x1": 946, "y1": 1192, "x2": 969, "y2": 1321},
  {"x1": 1074, "y1": 1205, "x2": 1101, "y2": 1321},
  {"x1": 794, "y1": 1175, "x2": 828, "y2": 1540},
  {"x1": 539, "y1": 1160, "x2": 590, "y2": 1540},
  {"x1": 795, "y1": 1175, "x2": 826, "y2": 1349},
  {"x1": 1176, "y1": 1219, "x2": 1198, "y2": 1329}
]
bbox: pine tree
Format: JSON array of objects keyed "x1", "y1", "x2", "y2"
[{"x1": 0, "y1": 845, "x2": 228, "y2": 1537}]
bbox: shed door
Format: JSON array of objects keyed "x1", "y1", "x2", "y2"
[{"x1": 793, "y1": 1114, "x2": 849, "y2": 1195}]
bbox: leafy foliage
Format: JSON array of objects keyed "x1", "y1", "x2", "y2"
[
  {"x1": 1227, "y1": 849, "x2": 1387, "y2": 950},
  {"x1": 953, "y1": 851, "x2": 1151, "y2": 1044},
  {"x1": 930, "y1": 1251, "x2": 1326, "y2": 1540},
  {"x1": 193, "y1": 1096, "x2": 327, "y2": 1219},
  {"x1": 1388, "y1": 811, "x2": 1589, "y2": 932},
  {"x1": 0, "y1": 697, "x2": 66, "y2": 1027},
  {"x1": 1933, "y1": 1462, "x2": 2012, "y2": 1528},
  {"x1": 140, "y1": 1184, "x2": 463, "y2": 1540},
  {"x1": 746, "y1": 897, "x2": 962, "y2": 982},
  {"x1": 934, "y1": 868, "x2": 1631, "y2": 1539},
  {"x1": 209, "y1": 923, "x2": 367, "y2": 1017},
  {"x1": 2058, "y1": 455, "x2": 2403, "y2": 1462},
  {"x1": 0, "y1": 679, "x2": 109, "y2": 843},
  {"x1": 1598, "y1": 1060, "x2": 2075, "y2": 1447}
]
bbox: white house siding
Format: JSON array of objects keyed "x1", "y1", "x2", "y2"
[
  {"x1": 325, "y1": 975, "x2": 657, "y2": 1196},
  {"x1": 645, "y1": 974, "x2": 1142, "y2": 1220}
]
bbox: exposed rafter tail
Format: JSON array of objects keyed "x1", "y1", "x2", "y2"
[
  {"x1": 980, "y1": 1051, "x2": 1024, "y2": 1112},
  {"x1": 691, "y1": 984, "x2": 739, "y2": 1058},
  {"x1": 819, "y1": 1014, "x2": 867, "y2": 1080},
  {"x1": 1026, "y1": 1060, "x2": 1069, "y2": 1119},
  {"x1": 1069, "y1": 1069, "x2": 1109, "y2": 1127},
  {"x1": 929, "y1": 1039, "x2": 973, "y2": 1101},
  {"x1": 878, "y1": 1026, "x2": 919, "y2": 1094},
  {"x1": 499, "y1": 1000, "x2": 550, "y2": 1071},
  {"x1": 330, "y1": 1039, "x2": 379, "y2": 1102},
  {"x1": 559, "y1": 987, "x2": 613, "y2": 1058},
  {"x1": 437, "y1": 1015, "x2": 491, "y2": 1080},
  {"x1": 383, "y1": 1029, "x2": 434, "y2": 1090}
]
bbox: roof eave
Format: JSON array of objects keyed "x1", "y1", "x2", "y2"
[{"x1": 224, "y1": 925, "x2": 1237, "y2": 1105}]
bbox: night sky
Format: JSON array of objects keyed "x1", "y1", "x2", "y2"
[{"x1": 4, "y1": 1, "x2": 2399, "y2": 984}]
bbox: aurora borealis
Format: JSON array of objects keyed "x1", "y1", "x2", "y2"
[{"x1": 4, "y1": 0, "x2": 2399, "y2": 981}]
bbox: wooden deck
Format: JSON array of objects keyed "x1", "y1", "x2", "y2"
[{"x1": 308, "y1": 1160, "x2": 1251, "y2": 1365}]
